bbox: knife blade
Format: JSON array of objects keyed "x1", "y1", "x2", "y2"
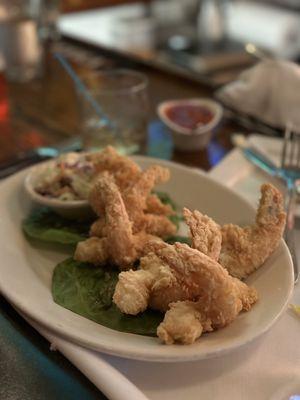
[{"x1": 0, "y1": 136, "x2": 82, "y2": 179}]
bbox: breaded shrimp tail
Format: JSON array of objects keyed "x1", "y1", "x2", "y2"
[
  {"x1": 219, "y1": 183, "x2": 286, "y2": 279},
  {"x1": 183, "y1": 207, "x2": 222, "y2": 261},
  {"x1": 113, "y1": 240, "x2": 258, "y2": 344},
  {"x1": 123, "y1": 165, "x2": 177, "y2": 237}
]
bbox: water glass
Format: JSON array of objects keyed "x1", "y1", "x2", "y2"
[{"x1": 79, "y1": 69, "x2": 149, "y2": 155}]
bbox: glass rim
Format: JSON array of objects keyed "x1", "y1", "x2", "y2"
[{"x1": 85, "y1": 68, "x2": 148, "y2": 95}]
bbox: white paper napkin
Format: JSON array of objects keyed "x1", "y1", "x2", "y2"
[
  {"x1": 247, "y1": 134, "x2": 283, "y2": 168},
  {"x1": 216, "y1": 60, "x2": 300, "y2": 134},
  {"x1": 20, "y1": 311, "x2": 149, "y2": 400}
]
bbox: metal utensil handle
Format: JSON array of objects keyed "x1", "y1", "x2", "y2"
[
  {"x1": 284, "y1": 182, "x2": 299, "y2": 284},
  {"x1": 285, "y1": 228, "x2": 299, "y2": 284}
]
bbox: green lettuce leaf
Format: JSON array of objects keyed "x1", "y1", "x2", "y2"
[
  {"x1": 154, "y1": 190, "x2": 177, "y2": 210},
  {"x1": 166, "y1": 235, "x2": 191, "y2": 245},
  {"x1": 22, "y1": 208, "x2": 91, "y2": 245},
  {"x1": 153, "y1": 190, "x2": 184, "y2": 230},
  {"x1": 52, "y1": 258, "x2": 163, "y2": 336},
  {"x1": 168, "y1": 214, "x2": 184, "y2": 231},
  {"x1": 23, "y1": 191, "x2": 182, "y2": 245}
]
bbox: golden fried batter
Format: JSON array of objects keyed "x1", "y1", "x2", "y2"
[
  {"x1": 75, "y1": 173, "x2": 136, "y2": 268},
  {"x1": 146, "y1": 194, "x2": 174, "y2": 216},
  {"x1": 75, "y1": 237, "x2": 109, "y2": 265},
  {"x1": 113, "y1": 240, "x2": 257, "y2": 344},
  {"x1": 75, "y1": 173, "x2": 163, "y2": 269},
  {"x1": 89, "y1": 162, "x2": 176, "y2": 240},
  {"x1": 142, "y1": 214, "x2": 177, "y2": 239},
  {"x1": 103, "y1": 181, "x2": 284, "y2": 345},
  {"x1": 183, "y1": 208, "x2": 222, "y2": 261},
  {"x1": 113, "y1": 251, "x2": 177, "y2": 314},
  {"x1": 157, "y1": 301, "x2": 204, "y2": 345},
  {"x1": 122, "y1": 165, "x2": 174, "y2": 234},
  {"x1": 219, "y1": 183, "x2": 286, "y2": 279},
  {"x1": 89, "y1": 216, "x2": 106, "y2": 237},
  {"x1": 87, "y1": 146, "x2": 141, "y2": 193}
]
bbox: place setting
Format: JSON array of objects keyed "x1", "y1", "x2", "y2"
[{"x1": 0, "y1": 145, "x2": 295, "y2": 399}]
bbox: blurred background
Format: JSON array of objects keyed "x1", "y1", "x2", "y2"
[
  {"x1": 0, "y1": 0, "x2": 300, "y2": 165},
  {"x1": 1, "y1": 0, "x2": 300, "y2": 86},
  {"x1": 59, "y1": 0, "x2": 300, "y2": 86}
]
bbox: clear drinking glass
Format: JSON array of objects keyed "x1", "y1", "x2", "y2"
[{"x1": 79, "y1": 69, "x2": 149, "y2": 155}]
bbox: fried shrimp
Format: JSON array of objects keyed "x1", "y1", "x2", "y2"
[
  {"x1": 89, "y1": 216, "x2": 107, "y2": 237},
  {"x1": 75, "y1": 237, "x2": 109, "y2": 265},
  {"x1": 122, "y1": 165, "x2": 173, "y2": 232},
  {"x1": 113, "y1": 240, "x2": 257, "y2": 344},
  {"x1": 89, "y1": 162, "x2": 176, "y2": 240},
  {"x1": 113, "y1": 253, "x2": 175, "y2": 315},
  {"x1": 75, "y1": 173, "x2": 136, "y2": 268},
  {"x1": 86, "y1": 146, "x2": 141, "y2": 192},
  {"x1": 77, "y1": 168, "x2": 285, "y2": 345},
  {"x1": 113, "y1": 251, "x2": 178, "y2": 314},
  {"x1": 183, "y1": 208, "x2": 222, "y2": 261},
  {"x1": 219, "y1": 183, "x2": 286, "y2": 279},
  {"x1": 157, "y1": 301, "x2": 204, "y2": 345},
  {"x1": 145, "y1": 240, "x2": 257, "y2": 315},
  {"x1": 142, "y1": 214, "x2": 177, "y2": 239},
  {"x1": 99, "y1": 174, "x2": 137, "y2": 267},
  {"x1": 75, "y1": 173, "x2": 164, "y2": 269}
]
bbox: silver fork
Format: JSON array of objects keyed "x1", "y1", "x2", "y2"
[{"x1": 281, "y1": 124, "x2": 300, "y2": 284}]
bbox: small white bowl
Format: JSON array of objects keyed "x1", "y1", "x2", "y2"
[
  {"x1": 158, "y1": 98, "x2": 223, "y2": 151},
  {"x1": 24, "y1": 160, "x2": 92, "y2": 220}
]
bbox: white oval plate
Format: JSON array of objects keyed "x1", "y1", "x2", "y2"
[{"x1": 0, "y1": 156, "x2": 294, "y2": 362}]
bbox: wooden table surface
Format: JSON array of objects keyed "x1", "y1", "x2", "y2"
[{"x1": 0, "y1": 40, "x2": 248, "y2": 173}]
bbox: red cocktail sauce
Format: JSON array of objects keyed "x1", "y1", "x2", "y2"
[{"x1": 165, "y1": 104, "x2": 214, "y2": 131}]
